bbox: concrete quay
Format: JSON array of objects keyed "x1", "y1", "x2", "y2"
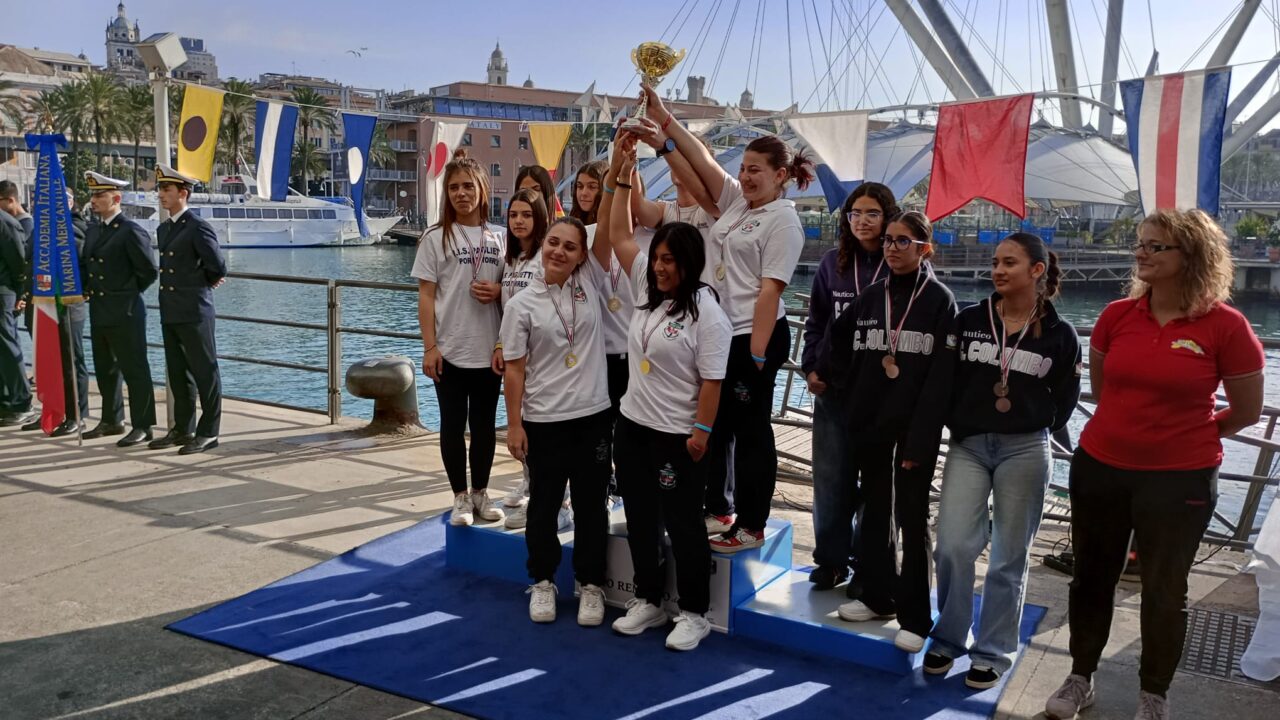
[{"x1": 1, "y1": 394, "x2": 1276, "y2": 719}]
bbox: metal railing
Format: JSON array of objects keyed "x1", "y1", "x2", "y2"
[
  {"x1": 173, "y1": 272, "x2": 1278, "y2": 549},
  {"x1": 367, "y1": 169, "x2": 417, "y2": 181}
]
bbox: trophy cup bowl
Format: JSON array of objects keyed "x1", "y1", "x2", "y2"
[{"x1": 624, "y1": 42, "x2": 686, "y2": 130}]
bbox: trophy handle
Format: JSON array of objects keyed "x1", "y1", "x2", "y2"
[
  {"x1": 672, "y1": 48, "x2": 687, "y2": 64},
  {"x1": 630, "y1": 48, "x2": 639, "y2": 69}
]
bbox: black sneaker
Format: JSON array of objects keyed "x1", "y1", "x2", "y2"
[
  {"x1": 964, "y1": 665, "x2": 1000, "y2": 689},
  {"x1": 923, "y1": 651, "x2": 953, "y2": 675},
  {"x1": 807, "y1": 565, "x2": 849, "y2": 590},
  {"x1": 844, "y1": 573, "x2": 865, "y2": 600}
]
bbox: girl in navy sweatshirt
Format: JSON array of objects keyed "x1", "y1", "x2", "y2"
[
  {"x1": 925, "y1": 232, "x2": 1081, "y2": 688},
  {"x1": 820, "y1": 210, "x2": 957, "y2": 654},
  {"x1": 801, "y1": 182, "x2": 896, "y2": 591}
]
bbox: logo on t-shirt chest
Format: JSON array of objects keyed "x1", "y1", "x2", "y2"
[
  {"x1": 663, "y1": 320, "x2": 685, "y2": 339},
  {"x1": 573, "y1": 286, "x2": 587, "y2": 303},
  {"x1": 739, "y1": 219, "x2": 762, "y2": 234}
]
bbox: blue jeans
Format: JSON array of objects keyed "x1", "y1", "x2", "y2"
[
  {"x1": 811, "y1": 392, "x2": 860, "y2": 568},
  {"x1": 931, "y1": 430, "x2": 1050, "y2": 673}
]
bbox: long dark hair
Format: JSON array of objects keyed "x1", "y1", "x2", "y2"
[
  {"x1": 641, "y1": 222, "x2": 713, "y2": 323},
  {"x1": 569, "y1": 160, "x2": 608, "y2": 225},
  {"x1": 515, "y1": 164, "x2": 557, "y2": 218},
  {"x1": 433, "y1": 148, "x2": 490, "y2": 248},
  {"x1": 1000, "y1": 231, "x2": 1062, "y2": 338},
  {"x1": 744, "y1": 136, "x2": 815, "y2": 190},
  {"x1": 505, "y1": 188, "x2": 548, "y2": 264},
  {"x1": 837, "y1": 182, "x2": 898, "y2": 274}
]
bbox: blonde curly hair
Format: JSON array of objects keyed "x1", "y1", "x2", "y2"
[{"x1": 1128, "y1": 209, "x2": 1234, "y2": 317}]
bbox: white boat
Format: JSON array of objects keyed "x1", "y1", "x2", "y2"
[{"x1": 117, "y1": 175, "x2": 402, "y2": 248}]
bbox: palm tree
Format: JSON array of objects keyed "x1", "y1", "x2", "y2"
[
  {"x1": 82, "y1": 72, "x2": 122, "y2": 172},
  {"x1": 165, "y1": 82, "x2": 184, "y2": 165},
  {"x1": 291, "y1": 86, "x2": 336, "y2": 194},
  {"x1": 120, "y1": 85, "x2": 153, "y2": 187},
  {"x1": 366, "y1": 122, "x2": 395, "y2": 212},
  {"x1": 0, "y1": 79, "x2": 25, "y2": 133},
  {"x1": 218, "y1": 78, "x2": 255, "y2": 174},
  {"x1": 53, "y1": 80, "x2": 89, "y2": 184},
  {"x1": 291, "y1": 141, "x2": 327, "y2": 194}
]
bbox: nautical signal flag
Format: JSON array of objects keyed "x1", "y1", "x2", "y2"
[
  {"x1": 422, "y1": 120, "x2": 468, "y2": 226},
  {"x1": 1119, "y1": 69, "x2": 1231, "y2": 216},
  {"x1": 925, "y1": 93, "x2": 1035, "y2": 221},
  {"x1": 177, "y1": 84, "x2": 225, "y2": 184},
  {"x1": 255, "y1": 100, "x2": 298, "y2": 202},
  {"x1": 788, "y1": 111, "x2": 870, "y2": 211},
  {"x1": 342, "y1": 112, "x2": 377, "y2": 238}
]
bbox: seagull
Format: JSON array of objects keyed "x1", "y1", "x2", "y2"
[{"x1": 346, "y1": 48, "x2": 368, "y2": 58}]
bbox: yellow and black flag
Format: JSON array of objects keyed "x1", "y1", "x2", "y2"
[{"x1": 176, "y1": 85, "x2": 224, "y2": 184}]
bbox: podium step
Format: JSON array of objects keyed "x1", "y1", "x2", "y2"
[{"x1": 733, "y1": 570, "x2": 934, "y2": 675}]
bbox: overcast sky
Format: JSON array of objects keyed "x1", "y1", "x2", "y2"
[{"x1": 9, "y1": 1, "x2": 1280, "y2": 128}]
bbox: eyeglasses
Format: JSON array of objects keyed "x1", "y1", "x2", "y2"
[
  {"x1": 847, "y1": 210, "x2": 884, "y2": 223},
  {"x1": 883, "y1": 234, "x2": 929, "y2": 250},
  {"x1": 1130, "y1": 241, "x2": 1183, "y2": 254}
]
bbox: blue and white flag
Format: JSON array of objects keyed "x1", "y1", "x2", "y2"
[
  {"x1": 788, "y1": 112, "x2": 869, "y2": 211},
  {"x1": 254, "y1": 100, "x2": 298, "y2": 202},
  {"x1": 1119, "y1": 69, "x2": 1231, "y2": 215},
  {"x1": 342, "y1": 112, "x2": 377, "y2": 238}
]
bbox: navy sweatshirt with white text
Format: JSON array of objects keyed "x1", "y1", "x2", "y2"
[{"x1": 801, "y1": 245, "x2": 887, "y2": 376}]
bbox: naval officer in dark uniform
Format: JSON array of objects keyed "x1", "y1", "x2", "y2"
[
  {"x1": 81, "y1": 172, "x2": 158, "y2": 446},
  {"x1": 149, "y1": 165, "x2": 226, "y2": 455},
  {"x1": 0, "y1": 200, "x2": 33, "y2": 426}
]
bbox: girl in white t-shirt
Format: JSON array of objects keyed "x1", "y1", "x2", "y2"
[
  {"x1": 606, "y1": 141, "x2": 732, "y2": 651},
  {"x1": 634, "y1": 87, "x2": 814, "y2": 554},
  {"x1": 494, "y1": 188, "x2": 548, "y2": 528},
  {"x1": 411, "y1": 149, "x2": 508, "y2": 529},
  {"x1": 501, "y1": 217, "x2": 613, "y2": 627}
]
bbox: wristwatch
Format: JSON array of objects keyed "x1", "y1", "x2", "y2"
[{"x1": 656, "y1": 137, "x2": 676, "y2": 157}]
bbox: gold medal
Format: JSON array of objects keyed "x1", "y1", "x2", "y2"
[
  {"x1": 715, "y1": 264, "x2": 725, "y2": 281},
  {"x1": 640, "y1": 358, "x2": 651, "y2": 375},
  {"x1": 565, "y1": 353, "x2": 578, "y2": 369},
  {"x1": 607, "y1": 297, "x2": 622, "y2": 312}
]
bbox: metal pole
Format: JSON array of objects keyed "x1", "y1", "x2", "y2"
[
  {"x1": 1208, "y1": 0, "x2": 1261, "y2": 68},
  {"x1": 916, "y1": 0, "x2": 995, "y2": 96},
  {"x1": 1226, "y1": 52, "x2": 1280, "y2": 125},
  {"x1": 1045, "y1": 0, "x2": 1084, "y2": 129},
  {"x1": 1097, "y1": 0, "x2": 1124, "y2": 138},
  {"x1": 327, "y1": 281, "x2": 342, "y2": 423},
  {"x1": 150, "y1": 70, "x2": 176, "y2": 429},
  {"x1": 881, "y1": 0, "x2": 976, "y2": 100},
  {"x1": 1224, "y1": 90, "x2": 1280, "y2": 160}
]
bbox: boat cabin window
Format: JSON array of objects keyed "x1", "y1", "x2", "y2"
[
  {"x1": 261, "y1": 209, "x2": 278, "y2": 219},
  {"x1": 322, "y1": 209, "x2": 337, "y2": 219},
  {"x1": 293, "y1": 209, "x2": 309, "y2": 219},
  {"x1": 187, "y1": 208, "x2": 201, "y2": 217},
  {"x1": 307, "y1": 209, "x2": 323, "y2": 219},
  {"x1": 229, "y1": 208, "x2": 246, "y2": 219},
  {"x1": 246, "y1": 209, "x2": 262, "y2": 219},
  {"x1": 212, "y1": 208, "x2": 229, "y2": 218}
]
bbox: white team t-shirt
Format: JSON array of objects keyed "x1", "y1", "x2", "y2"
[
  {"x1": 585, "y1": 223, "x2": 637, "y2": 355},
  {"x1": 410, "y1": 223, "x2": 507, "y2": 368},
  {"x1": 710, "y1": 177, "x2": 804, "y2": 335},
  {"x1": 501, "y1": 247, "x2": 544, "y2": 308},
  {"x1": 620, "y1": 253, "x2": 732, "y2": 435},
  {"x1": 634, "y1": 225, "x2": 656, "y2": 258},
  {"x1": 661, "y1": 201, "x2": 721, "y2": 295},
  {"x1": 500, "y1": 261, "x2": 611, "y2": 423}
]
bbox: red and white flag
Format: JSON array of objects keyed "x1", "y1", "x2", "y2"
[{"x1": 34, "y1": 299, "x2": 65, "y2": 434}]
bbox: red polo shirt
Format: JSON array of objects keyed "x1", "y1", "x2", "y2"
[{"x1": 1080, "y1": 296, "x2": 1265, "y2": 471}]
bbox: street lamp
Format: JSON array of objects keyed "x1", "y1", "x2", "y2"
[{"x1": 136, "y1": 33, "x2": 187, "y2": 181}]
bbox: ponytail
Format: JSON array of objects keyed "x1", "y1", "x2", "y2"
[
  {"x1": 1002, "y1": 231, "x2": 1058, "y2": 338},
  {"x1": 744, "y1": 136, "x2": 815, "y2": 190}
]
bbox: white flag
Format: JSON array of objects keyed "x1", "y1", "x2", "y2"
[
  {"x1": 787, "y1": 111, "x2": 870, "y2": 183},
  {"x1": 422, "y1": 120, "x2": 469, "y2": 226}
]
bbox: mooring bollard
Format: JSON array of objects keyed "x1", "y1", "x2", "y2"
[{"x1": 345, "y1": 355, "x2": 422, "y2": 432}]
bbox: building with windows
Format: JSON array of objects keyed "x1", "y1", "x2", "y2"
[{"x1": 104, "y1": 2, "x2": 218, "y2": 84}]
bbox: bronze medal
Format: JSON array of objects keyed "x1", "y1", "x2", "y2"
[
  {"x1": 995, "y1": 397, "x2": 1012, "y2": 413},
  {"x1": 881, "y1": 355, "x2": 896, "y2": 370},
  {"x1": 885, "y1": 363, "x2": 900, "y2": 379},
  {"x1": 993, "y1": 381, "x2": 1009, "y2": 398}
]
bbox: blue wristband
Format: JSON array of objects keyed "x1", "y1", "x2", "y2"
[
  {"x1": 692, "y1": 423, "x2": 713, "y2": 434},
  {"x1": 751, "y1": 354, "x2": 767, "y2": 363},
  {"x1": 602, "y1": 183, "x2": 616, "y2": 195}
]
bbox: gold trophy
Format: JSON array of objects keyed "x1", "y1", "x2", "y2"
[{"x1": 624, "y1": 41, "x2": 686, "y2": 130}]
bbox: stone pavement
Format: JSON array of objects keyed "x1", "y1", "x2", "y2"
[{"x1": 1, "y1": 395, "x2": 1276, "y2": 719}]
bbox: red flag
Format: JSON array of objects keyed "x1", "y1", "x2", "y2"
[
  {"x1": 925, "y1": 94, "x2": 1034, "y2": 221},
  {"x1": 34, "y1": 299, "x2": 65, "y2": 434}
]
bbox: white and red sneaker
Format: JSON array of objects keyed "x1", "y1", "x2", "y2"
[
  {"x1": 704, "y1": 514, "x2": 734, "y2": 535},
  {"x1": 710, "y1": 527, "x2": 764, "y2": 554}
]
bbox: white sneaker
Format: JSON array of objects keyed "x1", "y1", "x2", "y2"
[
  {"x1": 894, "y1": 629, "x2": 925, "y2": 653},
  {"x1": 503, "y1": 469, "x2": 530, "y2": 507},
  {"x1": 578, "y1": 584, "x2": 605, "y2": 626},
  {"x1": 611, "y1": 598, "x2": 669, "y2": 635},
  {"x1": 1134, "y1": 690, "x2": 1169, "y2": 720},
  {"x1": 449, "y1": 492, "x2": 473, "y2": 526},
  {"x1": 665, "y1": 611, "x2": 711, "y2": 651},
  {"x1": 504, "y1": 503, "x2": 528, "y2": 529},
  {"x1": 527, "y1": 580, "x2": 557, "y2": 623},
  {"x1": 557, "y1": 501, "x2": 574, "y2": 530},
  {"x1": 704, "y1": 513, "x2": 734, "y2": 535},
  {"x1": 471, "y1": 489, "x2": 505, "y2": 522},
  {"x1": 836, "y1": 599, "x2": 896, "y2": 623},
  {"x1": 1044, "y1": 674, "x2": 1096, "y2": 719}
]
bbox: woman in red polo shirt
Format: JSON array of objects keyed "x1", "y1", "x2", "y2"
[{"x1": 1045, "y1": 209, "x2": 1265, "y2": 720}]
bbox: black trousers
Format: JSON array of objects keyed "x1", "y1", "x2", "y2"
[
  {"x1": 614, "y1": 416, "x2": 712, "y2": 613},
  {"x1": 92, "y1": 319, "x2": 156, "y2": 428},
  {"x1": 162, "y1": 319, "x2": 221, "y2": 437},
  {"x1": 58, "y1": 313, "x2": 89, "y2": 420},
  {"x1": 524, "y1": 410, "x2": 612, "y2": 586},
  {"x1": 606, "y1": 353, "x2": 629, "y2": 418},
  {"x1": 857, "y1": 440, "x2": 936, "y2": 637},
  {"x1": 1068, "y1": 448, "x2": 1217, "y2": 697},
  {"x1": 705, "y1": 318, "x2": 790, "y2": 530},
  {"x1": 0, "y1": 293, "x2": 31, "y2": 413},
  {"x1": 432, "y1": 359, "x2": 501, "y2": 494}
]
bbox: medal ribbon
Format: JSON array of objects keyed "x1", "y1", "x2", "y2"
[
  {"x1": 546, "y1": 273, "x2": 578, "y2": 353},
  {"x1": 459, "y1": 225, "x2": 486, "y2": 284},
  {"x1": 639, "y1": 301, "x2": 672, "y2": 356},
  {"x1": 987, "y1": 298, "x2": 1036, "y2": 389},
  {"x1": 854, "y1": 251, "x2": 887, "y2": 295},
  {"x1": 883, "y1": 268, "x2": 929, "y2": 359},
  {"x1": 608, "y1": 255, "x2": 624, "y2": 295}
]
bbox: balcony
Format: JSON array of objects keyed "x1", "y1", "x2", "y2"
[
  {"x1": 368, "y1": 168, "x2": 417, "y2": 181},
  {"x1": 390, "y1": 140, "x2": 418, "y2": 152}
]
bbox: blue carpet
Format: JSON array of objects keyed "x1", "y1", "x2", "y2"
[{"x1": 169, "y1": 517, "x2": 1047, "y2": 719}]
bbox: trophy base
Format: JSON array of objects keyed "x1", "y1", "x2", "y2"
[{"x1": 621, "y1": 116, "x2": 649, "y2": 131}]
